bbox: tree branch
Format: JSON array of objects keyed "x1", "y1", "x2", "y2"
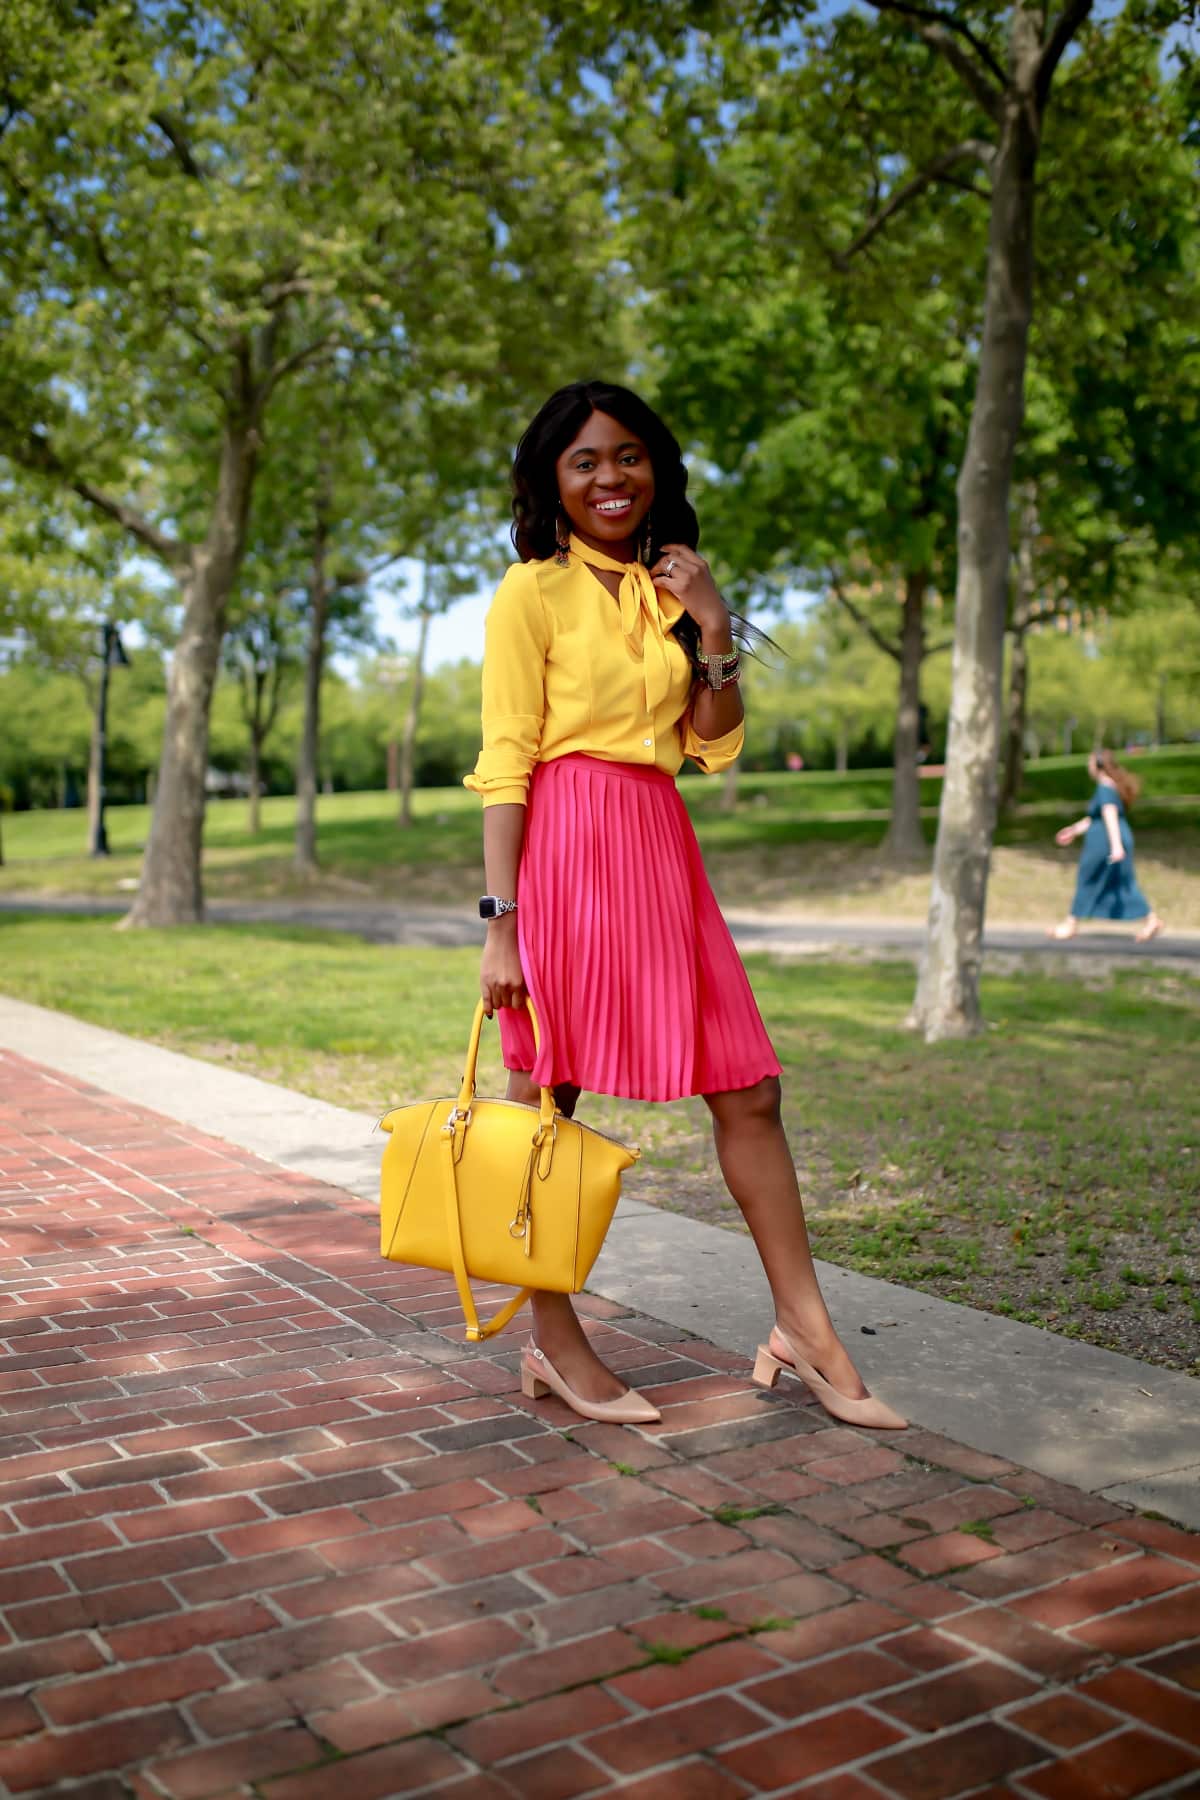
[
  {"x1": 72, "y1": 474, "x2": 190, "y2": 569},
  {"x1": 830, "y1": 576, "x2": 901, "y2": 661},
  {"x1": 832, "y1": 140, "x2": 995, "y2": 268},
  {"x1": 150, "y1": 110, "x2": 206, "y2": 179},
  {"x1": 10, "y1": 430, "x2": 189, "y2": 568},
  {"x1": 257, "y1": 335, "x2": 339, "y2": 410},
  {"x1": 863, "y1": 0, "x2": 1008, "y2": 98},
  {"x1": 1035, "y1": 0, "x2": 1094, "y2": 109},
  {"x1": 914, "y1": 24, "x2": 1005, "y2": 120}
]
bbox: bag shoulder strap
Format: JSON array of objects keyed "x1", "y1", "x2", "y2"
[{"x1": 440, "y1": 1116, "x2": 532, "y2": 1341}]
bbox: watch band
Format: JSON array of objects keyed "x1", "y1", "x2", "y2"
[{"x1": 479, "y1": 896, "x2": 518, "y2": 920}]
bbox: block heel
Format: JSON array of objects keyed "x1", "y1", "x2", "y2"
[
  {"x1": 521, "y1": 1365, "x2": 550, "y2": 1399},
  {"x1": 752, "y1": 1345, "x2": 784, "y2": 1390}
]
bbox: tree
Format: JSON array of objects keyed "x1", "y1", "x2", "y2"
[
  {"x1": 222, "y1": 595, "x2": 298, "y2": 835},
  {"x1": 744, "y1": 0, "x2": 1187, "y2": 1036},
  {"x1": 395, "y1": 510, "x2": 507, "y2": 829},
  {"x1": 0, "y1": 1, "x2": 619, "y2": 924},
  {"x1": 0, "y1": 485, "x2": 165, "y2": 833},
  {"x1": 625, "y1": 24, "x2": 973, "y2": 861},
  {"x1": 1001, "y1": 57, "x2": 1200, "y2": 807},
  {"x1": 742, "y1": 608, "x2": 898, "y2": 771}
]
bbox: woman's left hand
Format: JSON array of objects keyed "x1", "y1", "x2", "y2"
[
  {"x1": 1108, "y1": 847, "x2": 1127, "y2": 864},
  {"x1": 651, "y1": 544, "x2": 728, "y2": 632}
]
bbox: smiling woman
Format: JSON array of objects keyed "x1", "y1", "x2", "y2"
[{"x1": 441, "y1": 378, "x2": 909, "y2": 1434}]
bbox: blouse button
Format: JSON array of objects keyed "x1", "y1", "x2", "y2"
[{"x1": 642, "y1": 737, "x2": 652, "y2": 748}]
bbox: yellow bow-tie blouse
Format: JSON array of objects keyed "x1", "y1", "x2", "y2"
[
  {"x1": 463, "y1": 535, "x2": 743, "y2": 808},
  {"x1": 462, "y1": 534, "x2": 779, "y2": 1103}
]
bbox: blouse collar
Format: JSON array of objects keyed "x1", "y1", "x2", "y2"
[{"x1": 567, "y1": 532, "x2": 686, "y2": 712}]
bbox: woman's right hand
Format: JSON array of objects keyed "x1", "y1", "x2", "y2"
[
  {"x1": 480, "y1": 919, "x2": 526, "y2": 1017},
  {"x1": 1055, "y1": 826, "x2": 1077, "y2": 848}
]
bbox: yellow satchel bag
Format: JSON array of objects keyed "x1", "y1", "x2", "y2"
[{"x1": 379, "y1": 999, "x2": 639, "y2": 1341}]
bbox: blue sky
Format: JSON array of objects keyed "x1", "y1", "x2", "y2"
[{"x1": 369, "y1": 563, "x2": 495, "y2": 669}]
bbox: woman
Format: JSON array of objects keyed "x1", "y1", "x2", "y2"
[
  {"x1": 465, "y1": 379, "x2": 905, "y2": 1432},
  {"x1": 1050, "y1": 749, "x2": 1163, "y2": 942}
]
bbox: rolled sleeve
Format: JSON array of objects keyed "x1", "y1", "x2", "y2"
[
  {"x1": 681, "y1": 716, "x2": 744, "y2": 774},
  {"x1": 463, "y1": 564, "x2": 548, "y2": 808}
]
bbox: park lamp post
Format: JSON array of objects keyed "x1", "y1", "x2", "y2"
[{"x1": 90, "y1": 621, "x2": 130, "y2": 858}]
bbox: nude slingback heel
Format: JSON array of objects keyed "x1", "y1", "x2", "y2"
[
  {"x1": 753, "y1": 1337, "x2": 907, "y2": 1431},
  {"x1": 520, "y1": 1345, "x2": 661, "y2": 1425}
]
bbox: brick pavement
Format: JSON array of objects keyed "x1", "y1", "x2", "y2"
[{"x1": 1, "y1": 1046, "x2": 1198, "y2": 1800}]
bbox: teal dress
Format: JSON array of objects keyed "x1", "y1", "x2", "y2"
[{"x1": 1071, "y1": 783, "x2": 1151, "y2": 921}]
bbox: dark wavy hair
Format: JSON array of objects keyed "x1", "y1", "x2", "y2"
[
  {"x1": 511, "y1": 379, "x2": 770, "y2": 663},
  {"x1": 512, "y1": 380, "x2": 696, "y2": 561}
]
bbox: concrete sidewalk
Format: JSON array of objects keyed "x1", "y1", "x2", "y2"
[
  {"x1": 1, "y1": 1040, "x2": 1199, "y2": 1798},
  {"x1": 3, "y1": 996, "x2": 1197, "y2": 1532}
]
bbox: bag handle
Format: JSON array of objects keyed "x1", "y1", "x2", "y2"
[
  {"x1": 440, "y1": 996, "x2": 551, "y2": 1340},
  {"x1": 454, "y1": 998, "x2": 555, "y2": 1136}
]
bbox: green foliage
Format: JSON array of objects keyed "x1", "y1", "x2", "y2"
[
  {"x1": 710, "y1": 1503, "x2": 784, "y2": 1526},
  {"x1": 741, "y1": 609, "x2": 911, "y2": 768}
]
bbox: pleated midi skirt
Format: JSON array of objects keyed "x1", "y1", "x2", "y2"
[{"x1": 498, "y1": 753, "x2": 781, "y2": 1101}]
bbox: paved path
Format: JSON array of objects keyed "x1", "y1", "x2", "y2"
[
  {"x1": 4, "y1": 893, "x2": 1199, "y2": 964},
  {"x1": 4, "y1": 993, "x2": 1199, "y2": 1534},
  {"x1": 2, "y1": 1048, "x2": 1199, "y2": 1795}
]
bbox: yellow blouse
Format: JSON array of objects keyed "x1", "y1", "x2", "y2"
[{"x1": 464, "y1": 534, "x2": 743, "y2": 807}]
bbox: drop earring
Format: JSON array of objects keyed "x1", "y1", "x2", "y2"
[
  {"x1": 554, "y1": 511, "x2": 571, "y2": 567},
  {"x1": 640, "y1": 512, "x2": 653, "y2": 565}
]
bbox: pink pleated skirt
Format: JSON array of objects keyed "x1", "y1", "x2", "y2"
[{"x1": 499, "y1": 753, "x2": 781, "y2": 1101}]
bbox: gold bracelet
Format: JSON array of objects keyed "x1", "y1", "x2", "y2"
[{"x1": 696, "y1": 650, "x2": 741, "y2": 691}]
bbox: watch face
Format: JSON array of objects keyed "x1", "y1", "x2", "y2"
[{"x1": 479, "y1": 898, "x2": 498, "y2": 919}]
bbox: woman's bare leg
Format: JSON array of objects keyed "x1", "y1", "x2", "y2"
[
  {"x1": 1135, "y1": 911, "x2": 1163, "y2": 942},
  {"x1": 705, "y1": 1077, "x2": 868, "y2": 1399},
  {"x1": 1047, "y1": 916, "x2": 1078, "y2": 940},
  {"x1": 506, "y1": 1071, "x2": 628, "y2": 1403}
]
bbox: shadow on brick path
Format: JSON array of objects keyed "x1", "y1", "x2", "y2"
[{"x1": 0, "y1": 1048, "x2": 1198, "y2": 1799}]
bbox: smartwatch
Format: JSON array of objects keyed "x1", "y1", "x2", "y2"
[{"x1": 479, "y1": 896, "x2": 518, "y2": 920}]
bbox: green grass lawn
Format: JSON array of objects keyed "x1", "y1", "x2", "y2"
[
  {"x1": 3, "y1": 913, "x2": 1195, "y2": 1373},
  {"x1": 3, "y1": 748, "x2": 1199, "y2": 925}
]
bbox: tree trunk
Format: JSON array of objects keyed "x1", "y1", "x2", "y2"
[
  {"x1": 294, "y1": 468, "x2": 332, "y2": 876},
  {"x1": 248, "y1": 733, "x2": 262, "y2": 836},
  {"x1": 882, "y1": 570, "x2": 927, "y2": 865},
  {"x1": 720, "y1": 756, "x2": 741, "y2": 814},
  {"x1": 386, "y1": 739, "x2": 399, "y2": 791},
  {"x1": 398, "y1": 597, "x2": 432, "y2": 829},
  {"x1": 1154, "y1": 679, "x2": 1166, "y2": 748},
  {"x1": 124, "y1": 425, "x2": 257, "y2": 926},
  {"x1": 909, "y1": 74, "x2": 1041, "y2": 1041},
  {"x1": 1001, "y1": 625, "x2": 1030, "y2": 814},
  {"x1": 835, "y1": 720, "x2": 849, "y2": 775},
  {"x1": 1001, "y1": 489, "x2": 1038, "y2": 814}
]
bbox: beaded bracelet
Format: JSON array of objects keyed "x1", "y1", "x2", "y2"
[{"x1": 695, "y1": 650, "x2": 742, "y2": 691}]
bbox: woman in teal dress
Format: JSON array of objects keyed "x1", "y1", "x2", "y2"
[{"x1": 1049, "y1": 749, "x2": 1163, "y2": 942}]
